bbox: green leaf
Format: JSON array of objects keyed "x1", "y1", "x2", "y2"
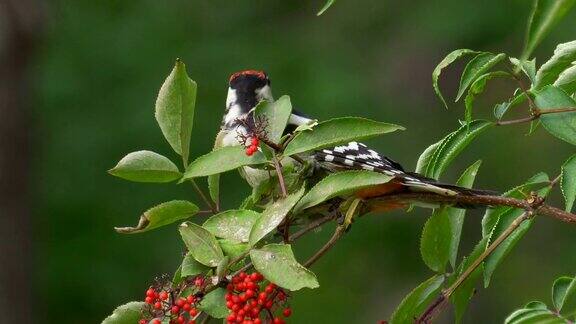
[
  {"x1": 555, "y1": 63, "x2": 576, "y2": 94},
  {"x1": 561, "y1": 154, "x2": 576, "y2": 212},
  {"x1": 534, "y1": 85, "x2": 576, "y2": 145},
  {"x1": 254, "y1": 95, "x2": 292, "y2": 143},
  {"x1": 294, "y1": 170, "x2": 393, "y2": 212},
  {"x1": 203, "y1": 209, "x2": 261, "y2": 243},
  {"x1": 432, "y1": 49, "x2": 479, "y2": 109},
  {"x1": 424, "y1": 120, "x2": 493, "y2": 179},
  {"x1": 208, "y1": 174, "x2": 220, "y2": 208},
  {"x1": 504, "y1": 308, "x2": 559, "y2": 324},
  {"x1": 510, "y1": 57, "x2": 537, "y2": 83},
  {"x1": 219, "y1": 239, "x2": 250, "y2": 259},
  {"x1": 456, "y1": 52, "x2": 506, "y2": 101},
  {"x1": 115, "y1": 200, "x2": 199, "y2": 234},
  {"x1": 415, "y1": 141, "x2": 442, "y2": 174},
  {"x1": 449, "y1": 160, "x2": 482, "y2": 267},
  {"x1": 182, "y1": 146, "x2": 268, "y2": 179},
  {"x1": 250, "y1": 243, "x2": 319, "y2": 291},
  {"x1": 317, "y1": 0, "x2": 336, "y2": 15},
  {"x1": 420, "y1": 207, "x2": 451, "y2": 273},
  {"x1": 181, "y1": 252, "x2": 209, "y2": 277},
  {"x1": 552, "y1": 275, "x2": 576, "y2": 315},
  {"x1": 450, "y1": 237, "x2": 489, "y2": 324},
  {"x1": 483, "y1": 186, "x2": 551, "y2": 288},
  {"x1": 198, "y1": 288, "x2": 229, "y2": 318},
  {"x1": 494, "y1": 92, "x2": 527, "y2": 120},
  {"x1": 389, "y1": 275, "x2": 445, "y2": 324},
  {"x1": 101, "y1": 301, "x2": 144, "y2": 324},
  {"x1": 155, "y1": 59, "x2": 197, "y2": 164},
  {"x1": 481, "y1": 172, "x2": 549, "y2": 237},
  {"x1": 108, "y1": 150, "x2": 181, "y2": 183},
  {"x1": 420, "y1": 161, "x2": 481, "y2": 273},
  {"x1": 522, "y1": 0, "x2": 576, "y2": 61},
  {"x1": 464, "y1": 71, "x2": 510, "y2": 123},
  {"x1": 249, "y1": 186, "x2": 305, "y2": 246},
  {"x1": 534, "y1": 40, "x2": 576, "y2": 89},
  {"x1": 179, "y1": 222, "x2": 224, "y2": 267},
  {"x1": 282, "y1": 117, "x2": 404, "y2": 156}
]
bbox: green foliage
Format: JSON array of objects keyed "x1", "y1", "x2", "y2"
[
  {"x1": 108, "y1": 150, "x2": 181, "y2": 183},
  {"x1": 456, "y1": 52, "x2": 506, "y2": 101},
  {"x1": 254, "y1": 95, "x2": 292, "y2": 143},
  {"x1": 522, "y1": 0, "x2": 576, "y2": 60},
  {"x1": 183, "y1": 146, "x2": 268, "y2": 179},
  {"x1": 114, "y1": 200, "x2": 199, "y2": 234},
  {"x1": 418, "y1": 120, "x2": 492, "y2": 179},
  {"x1": 432, "y1": 49, "x2": 479, "y2": 109},
  {"x1": 198, "y1": 288, "x2": 229, "y2": 318},
  {"x1": 101, "y1": 302, "x2": 145, "y2": 324},
  {"x1": 534, "y1": 85, "x2": 576, "y2": 145},
  {"x1": 465, "y1": 71, "x2": 510, "y2": 123},
  {"x1": 389, "y1": 275, "x2": 445, "y2": 324},
  {"x1": 420, "y1": 161, "x2": 482, "y2": 273},
  {"x1": 283, "y1": 117, "x2": 404, "y2": 156},
  {"x1": 203, "y1": 209, "x2": 261, "y2": 243},
  {"x1": 250, "y1": 243, "x2": 319, "y2": 291},
  {"x1": 155, "y1": 59, "x2": 197, "y2": 165},
  {"x1": 294, "y1": 170, "x2": 393, "y2": 212},
  {"x1": 249, "y1": 186, "x2": 305, "y2": 246},
  {"x1": 317, "y1": 0, "x2": 336, "y2": 16},
  {"x1": 533, "y1": 40, "x2": 576, "y2": 89},
  {"x1": 180, "y1": 252, "x2": 209, "y2": 277},
  {"x1": 179, "y1": 222, "x2": 224, "y2": 267},
  {"x1": 561, "y1": 155, "x2": 576, "y2": 212}
]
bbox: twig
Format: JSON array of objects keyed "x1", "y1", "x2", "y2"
[
  {"x1": 260, "y1": 137, "x2": 305, "y2": 164},
  {"x1": 303, "y1": 199, "x2": 360, "y2": 267},
  {"x1": 272, "y1": 152, "x2": 287, "y2": 198},
  {"x1": 496, "y1": 107, "x2": 576, "y2": 126},
  {"x1": 417, "y1": 197, "x2": 544, "y2": 323},
  {"x1": 189, "y1": 179, "x2": 217, "y2": 213},
  {"x1": 371, "y1": 192, "x2": 576, "y2": 224}
]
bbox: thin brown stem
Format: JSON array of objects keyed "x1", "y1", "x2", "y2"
[
  {"x1": 260, "y1": 137, "x2": 306, "y2": 164},
  {"x1": 272, "y1": 152, "x2": 287, "y2": 198},
  {"x1": 303, "y1": 226, "x2": 345, "y2": 267},
  {"x1": 189, "y1": 179, "x2": 217, "y2": 213},
  {"x1": 496, "y1": 107, "x2": 576, "y2": 126}
]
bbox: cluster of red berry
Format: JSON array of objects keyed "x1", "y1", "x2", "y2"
[
  {"x1": 225, "y1": 271, "x2": 292, "y2": 324},
  {"x1": 245, "y1": 137, "x2": 260, "y2": 156},
  {"x1": 140, "y1": 286, "x2": 199, "y2": 324}
]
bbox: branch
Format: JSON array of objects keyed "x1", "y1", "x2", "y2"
[
  {"x1": 417, "y1": 205, "x2": 540, "y2": 323},
  {"x1": 496, "y1": 107, "x2": 576, "y2": 126},
  {"x1": 272, "y1": 152, "x2": 287, "y2": 197},
  {"x1": 370, "y1": 192, "x2": 576, "y2": 224}
]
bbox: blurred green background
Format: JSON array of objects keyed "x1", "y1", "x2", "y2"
[{"x1": 2, "y1": 0, "x2": 576, "y2": 323}]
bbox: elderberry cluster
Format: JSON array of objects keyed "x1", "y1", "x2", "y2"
[
  {"x1": 225, "y1": 271, "x2": 292, "y2": 324},
  {"x1": 245, "y1": 136, "x2": 260, "y2": 156},
  {"x1": 140, "y1": 276, "x2": 204, "y2": 324}
]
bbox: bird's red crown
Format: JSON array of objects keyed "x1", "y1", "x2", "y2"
[{"x1": 229, "y1": 70, "x2": 267, "y2": 83}]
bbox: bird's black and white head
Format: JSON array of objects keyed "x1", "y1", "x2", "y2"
[{"x1": 223, "y1": 70, "x2": 273, "y2": 128}]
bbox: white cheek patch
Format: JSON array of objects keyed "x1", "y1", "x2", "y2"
[
  {"x1": 226, "y1": 87, "x2": 237, "y2": 109},
  {"x1": 255, "y1": 85, "x2": 273, "y2": 102},
  {"x1": 224, "y1": 105, "x2": 243, "y2": 125}
]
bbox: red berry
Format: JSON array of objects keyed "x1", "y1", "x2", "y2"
[
  {"x1": 254, "y1": 319, "x2": 262, "y2": 324},
  {"x1": 171, "y1": 305, "x2": 180, "y2": 314},
  {"x1": 273, "y1": 318, "x2": 284, "y2": 324},
  {"x1": 245, "y1": 148, "x2": 254, "y2": 156},
  {"x1": 245, "y1": 289, "x2": 255, "y2": 298},
  {"x1": 232, "y1": 304, "x2": 241, "y2": 312},
  {"x1": 187, "y1": 295, "x2": 195, "y2": 303},
  {"x1": 159, "y1": 291, "x2": 169, "y2": 300},
  {"x1": 249, "y1": 273, "x2": 259, "y2": 281},
  {"x1": 183, "y1": 303, "x2": 191, "y2": 311},
  {"x1": 154, "y1": 301, "x2": 162, "y2": 310},
  {"x1": 146, "y1": 288, "x2": 156, "y2": 297},
  {"x1": 145, "y1": 296, "x2": 154, "y2": 304},
  {"x1": 277, "y1": 291, "x2": 286, "y2": 301},
  {"x1": 251, "y1": 137, "x2": 259, "y2": 146},
  {"x1": 227, "y1": 314, "x2": 236, "y2": 322},
  {"x1": 177, "y1": 316, "x2": 185, "y2": 324},
  {"x1": 176, "y1": 298, "x2": 186, "y2": 307},
  {"x1": 265, "y1": 300, "x2": 273, "y2": 309},
  {"x1": 251, "y1": 307, "x2": 260, "y2": 316},
  {"x1": 189, "y1": 308, "x2": 198, "y2": 317},
  {"x1": 152, "y1": 319, "x2": 162, "y2": 324},
  {"x1": 226, "y1": 301, "x2": 234, "y2": 309},
  {"x1": 194, "y1": 277, "x2": 204, "y2": 287},
  {"x1": 139, "y1": 320, "x2": 147, "y2": 324},
  {"x1": 258, "y1": 292, "x2": 267, "y2": 301},
  {"x1": 240, "y1": 272, "x2": 247, "y2": 279},
  {"x1": 189, "y1": 321, "x2": 196, "y2": 324},
  {"x1": 283, "y1": 308, "x2": 292, "y2": 317},
  {"x1": 265, "y1": 284, "x2": 275, "y2": 294}
]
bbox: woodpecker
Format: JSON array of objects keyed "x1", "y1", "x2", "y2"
[{"x1": 215, "y1": 70, "x2": 489, "y2": 207}]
